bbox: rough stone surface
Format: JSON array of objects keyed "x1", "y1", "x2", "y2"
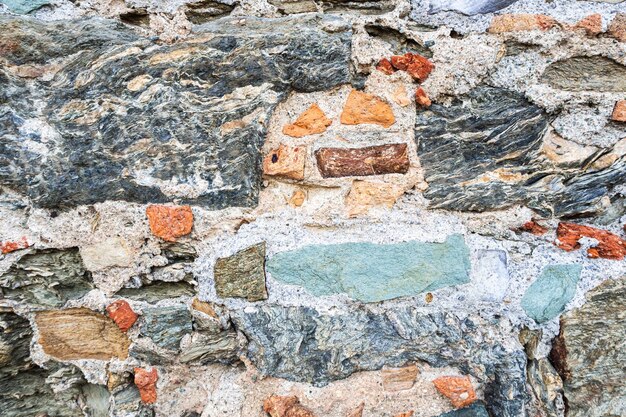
[
  {"x1": 381, "y1": 365, "x2": 418, "y2": 392},
  {"x1": 437, "y1": 401, "x2": 490, "y2": 417},
  {"x1": 0, "y1": 15, "x2": 351, "y2": 209},
  {"x1": 488, "y1": 14, "x2": 558, "y2": 33},
  {"x1": 0, "y1": 237, "x2": 29, "y2": 254},
  {"x1": 267, "y1": 234, "x2": 470, "y2": 302},
  {"x1": 146, "y1": 205, "x2": 194, "y2": 242},
  {"x1": 134, "y1": 368, "x2": 158, "y2": 404},
  {"x1": 550, "y1": 278, "x2": 626, "y2": 417},
  {"x1": 521, "y1": 265, "x2": 582, "y2": 323},
  {"x1": 282, "y1": 104, "x2": 332, "y2": 138},
  {"x1": 432, "y1": 376, "x2": 477, "y2": 409},
  {"x1": 556, "y1": 222, "x2": 626, "y2": 260},
  {"x1": 390, "y1": 53, "x2": 434, "y2": 82},
  {"x1": 608, "y1": 12, "x2": 626, "y2": 41},
  {"x1": 214, "y1": 242, "x2": 267, "y2": 301},
  {"x1": 106, "y1": 300, "x2": 138, "y2": 332},
  {"x1": 315, "y1": 144, "x2": 410, "y2": 178},
  {"x1": 139, "y1": 305, "x2": 192, "y2": 351},
  {"x1": 80, "y1": 237, "x2": 133, "y2": 271},
  {"x1": 541, "y1": 57, "x2": 626, "y2": 92},
  {"x1": 35, "y1": 308, "x2": 131, "y2": 360},
  {"x1": 612, "y1": 100, "x2": 626, "y2": 122},
  {"x1": 263, "y1": 145, "x2": 306, "y2": 181},
  {"x1": 340, "y1": 90, "x2": 396, "y2": 128},
  {"x1": 0, "y1": 248, "x2": 93, "y2": 308},
  {"x1": 345, "y1": 180, "x2": 406, "y2": 217},
  {"x1": 264, "y1": 395, "x2": 316, "y2": 417},
  {"x1": 429, "y1": 0, "x2": 519, "y2": 15},
  {"x1": 116, "y1": 281, "x2": 195, "y2": 303}
]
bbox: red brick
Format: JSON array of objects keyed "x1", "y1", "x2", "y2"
[
  {"x1": 517, "y1": 220, "x2": 548, "y2": 236},
  {"x1": 556, "y1": 222, "x2": 626, "y2": 260},
  {"x1": 376, "y1": 58, "x2": 396, "y2": 75},
  {"x1": 146, "y1": 205, "x2": 193, "y2": 242},
  {"x1": 390, "y1": 53, "x2": 434, "y2": 82},
  {"x1": 106, "y1": 300, "x2": 138, "y2": 332},
  {"x1": 415, "y1": 87, "x2": 431, "y2": 108},
  {"x1": 433, "y1": 375, "x2": 477, "y2": 409},
  {"x1": 1, "y1": 237, "x2": 29, "y2": 254},
  {"x1": 315, "y1": 144, "x2": 410, "y2": 178},
  {"x1": 134, "y1": 368, "x2": 158, "y2": 404}
]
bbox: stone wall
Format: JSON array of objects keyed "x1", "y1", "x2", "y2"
[{"x1": 0, "y1": 0, "x2": 625, "y2": 416}]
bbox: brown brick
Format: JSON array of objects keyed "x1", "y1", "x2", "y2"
[
  {"x1": 381, "y1": 364, "x2": 418, "y2": 391},
  {"x1": 146, "y1": 205, "x2": 193, "y2": 242},
  {"x1": 608, "y1": 12, "x2": 626, "y2": 42},
  {"x1": 340, "y1": 90, "x2": 395, "y2": 128},
  {"x1": 263, "y1": 144, "x2": 306, "y2": 180},
  {"x1": 376, "y1": 58, "x2": 396, "y2": 75},
  {"x1": 282, "y1": 104, "x2": 332, "y2": 138},
  {"x1": 489, "y1": 14, "x2": 559, "y2": 33},
  {"x1": 611, "y1": 100, "x2": 626, "y2": 122},
  {"x1": 315, "y1": 144, "x2": 410, "y2": 178}
]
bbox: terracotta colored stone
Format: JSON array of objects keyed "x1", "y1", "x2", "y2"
[
  {"x1": 106, "y1": 300, "x2": 138, "y2": 332},
  {"x1": 517, "y1": 220, "x2": 548, "y2": 236},
  {"x1": 555, "y1": 222, "x2": 626, "y2": 260},
  {"x1": 263, "y1": 144, "x2": 306, "y2": 180},
  {"x1": 489, "y1": 14, "x2": 559, "y2": 33},
  {"x1": 192, "y1": 298, "x2": 219, "y2": 318},
  {"x1": 381, "y1": 364, "x2": 418, "y2": 391},
  {"x1": 282, "y1": 104, "x2": 332, "y2": 138},
  {"x1": 35, "y1": 308, "x2": 130, "y2": 360},
  {"x1": 415, "y1": 87, "x2": 431, "y2": 108},
  {"x1": 0, "y1": 236, "x2": 29, "y2": 254},
  {"x1": 376, "y1": 58, "x2": 396, "y2": 75},
  {"x1": 608, "y1": 12, "x2": 626, "y2": 42},
  {"x1": 289, "y1": 190, "x2": 306, "y2": 207},
  {"x1": 146, "y1": 205, "x2": 193, "y2": 242},
  {"x1": 315, "y1": 144, "x2": 410, "y2": 178},
  {"x1": 425, "y1": 292, "x2": 434, "y2": 303},
  {"x1": 345, "y1": 180, "x2": 405, "y2": 217},
  {"x1": 573, "y1": 14, "x2": 602, "y2": 36},
  {"x1": 391, "y1": 85, "x2": 411, "y2": 107},
  {"x1": 433, "y1": 375, "x2": 477, "y2": 409},
  {"x1": 263, "y1": 395, "x2": 316, "y2": 417},
  {"x1": 340, "y1": 90, "x2": 395, "y2": 128},
  {"x1": 390, "y1": 53, "x2": 434, "y2": 82},
  {"x1": 394, "y1": 412, "x2": 414, "y2": 417},
  {"x1": 611, "y1": 100, "x2": 626, "y2": 122},
  {"x1": 134, "y1": 367, "x2": 158, "y2": 404}
]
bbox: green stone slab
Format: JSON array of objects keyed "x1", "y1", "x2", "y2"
[
  {"x1": 266, "y1": 234, "x2": 471, "y2": 303},
  {"x1": 521, "y1": 264, "x2": 582, "y2": 323},
  {"x1": 1, "y1": 0, "x2": 50, "y2": 14}
]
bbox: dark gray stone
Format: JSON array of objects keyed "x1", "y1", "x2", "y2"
[
  {"x1": 550, "y1": 277, "x2": 626, "y2": 417},
  {"x1": 0, "y1": 14, "x2": 351, "y2": 209},
  {"x1": 139, "y1": 305, "x2": 193, "y2": 351},
  {"x1": 231, "y1": 304, "x2": 528, "y2": 417},
  {"x1": 115, "y1": 281, "x2": 195, "y2": 303},
  {"x1": 541, "y1": 56, "x2": 626, "y2": 92},
  {"x1": 429, "y1": 0, "x2": 518, "y2": 15},
  {"x1": 437, "y1": 401, "x2": 490, "y2": 417},
  {"x1": 0, "y1": 248, "x2": 94, "y2": 308},
  {"x1": 415, "y1": 85, "x2": 626, "y2": 217}
]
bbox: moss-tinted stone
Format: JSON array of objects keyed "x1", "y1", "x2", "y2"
[
  {"x1": 139, "y1": 306, "x2": 192, "y2": 351},
  {"x1": 214, "y1": 243, "x2": 267, "y2": 301},
  {"x1": 541, "y1": 56, "x2": 626, "y2": 92},
  {"x1": 1, "y1": 0, "x2": 50, "y2": 14},
  {"x1": 521, "y1": 265, "x2": 582, "y2": 323},
  {"x1": 266, "y1": 234, "x2": 470, "y2": 302},
  {"x1": 0, "y1": 248, "x2": 93, "y2": 308}
]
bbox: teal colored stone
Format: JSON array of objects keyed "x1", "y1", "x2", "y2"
[
  {"x1": 1, "y1": 0, "x2": 50, "y2": 14},
  {"x1": 521, "y1": 264, "x2": 582, "y2": 323},
  {"x1": 266, "y1": 234, "x2": 471, "y2": 303}
]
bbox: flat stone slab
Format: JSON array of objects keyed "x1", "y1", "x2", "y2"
[
  {"x1": 266, "y1": 234, "x2": 470, "y2": 302},
  {"x1": 214, "y1": 243, "x2": 268, "y2": 302},
  {"x1": 0, "y1": 15, "x2": 351, "y2": 209},
  {"x1": 521, "y1": 264, "x2": 582, "y2": 323}
]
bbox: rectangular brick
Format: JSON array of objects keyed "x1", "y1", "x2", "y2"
[{"x1": 315, "y1": 144, "x2": 410, "y2": 178}]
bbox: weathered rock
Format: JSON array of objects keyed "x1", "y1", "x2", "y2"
[
  {"x1": 116, "y1": 281, "x2": 195, "y2": 303},
  {"x1": 263, "y1": 145, "x2": 306, "y2": 181},
  {"x1": 573, "y1": 14, "x2": 603, "y2": 36},
  {"x1": 106, "y1": 300, "x2": 138, "y2": 332},
  {"x1": 0, "y1": 248, "x2": 94, "y2": 308},
  {"x1": 35, "y1": 308, "x2": 131, "y2": 360},
  {"x1": 81, "y1": 237, "x2": 133, "y2": 271},
  {"x1": 608, "y1": 12, "x2": 626, "y2": 41},
  {"x1": 415, "y1": 87, "x2": 431, "y2": 108},
  {"x1": 390, "y1": 53, "x2": 434, "y2": 82},
  {"x1": 266, "y1": 234, "x2": 471, "y2": 302},
  {"x1": 381, "y1": 365, "x2": 418, "y2": 391},
  {"x1": 521, "y1": 264, "x2": 582, "y2": 323},
  {"x1": 263, "y1": 395, "x2": 316, "y2": 417},
  {"x1": 139, "y1": 305, "x2": 192, "y2": 351},
  {"x1": 526, "y1": 357, "x2": 564, "y2": 417},
  {"x1": 556, "y1": 222, "x2": 626, "y2": 260},
  {"x1": 283, "y1": 104, "x2": 332, "y2": 138},
  {"x1": 232, "y1": 304, "x2": 528, "y2": 416},
  {"x1": 179, "y1": 331, "x2": 240, "y2": 364},
  {"x1": 340, "y1": 90, "x2": 395, "y2": 128},
  {"x1": 488, "y1": 14, "x2": 559, "y2": 33},
  {"x1": 415, "y1": 85, "x2": 626, "y2": 217},
  {"x1": 134, "y1": 368, "x2": 158, "y2": 404},
  {"x1": 612, "y1": 100, "x2": 626, "y2": 122},
  {"x1": 433, "y1": 375, "x2": 477, "y2": 409},
  {"x1": 550, "y1": 278, "x2": 626, "y2": 417},
  {"x1": 112, "y1": 383, "x2": 155, "y2": 417},
  {"x1": 214, "y1": 243, "x2": 267, "y2": 301},
  {"x1": 429, "y1": 0, "x2": 519, "y2": 15},
  {"x1": 0, "y1": 237, "x2": 29, "y2": 254},
  {"x1": 315, "y1": 144, "x2": 410, "y2": 178},
  {"x1": 146, "y1": 205, "x2": 193, "y2": 242},
  {"x1": 392, "y1": 85, "x2": 411, "y2": 107},
  {"x1": 1, "y1": 0, "x2": 50, "y2": 14},
  {"x1": 437, "y1": 401, "x2": 490, "y2": 417},
  {"x1": 0, "y1": 15, "x2": 351, "y2": 209},
  {"x1": 0, "y1": 309, "x2": 89, "y2": 416},
  {"x1": 345, "y1": 180, "x2": 405, "y2": 216},
  {"x1": 517, "y1": 220, "x2": 548, "y2": 236},
  {"x1": 541, "y1": 56, "x2": 626, "y2": 92}
]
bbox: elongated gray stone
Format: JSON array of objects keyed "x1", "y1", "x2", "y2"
[
  {"x1": 232, "y1": 304, "x2": 528, "y2": 417},
  {"x1": 550, "y1": 278, "x2": 626, "y2": 417},
  {"x1": 267, "y1": 234, "x2": 470, "y2": 302},
  {"x1": 139, "y1": 305, "x2": 192, "y2": 351},
  {"x1": 429, "y1": 0, "x2": 518, "y2": 15},
  {"x1": 415, "y1": 85, "x2": 626, "y2": 217},
  {"x1": 521, "y1": 264, "x2": 582, "y2": 323},
  {"x1": 541, "y1": 57, "x2": 626, "y2": 92},
  {"x1": 115, "y1": 281, "x2": 195, "y2": 303},
  {"x1": 0, "y1": 14, "x2": 351, "y2": 209},
  {"x1": 0, "y1": 248, "x2": 94, "y2": 308}
]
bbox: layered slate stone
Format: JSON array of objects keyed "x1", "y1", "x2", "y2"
[
  {"x1": 35, "y1": 308, "x2": 131, "y2": 360},
  {"x1": 550, "y1": 278, "x2": 626, "y2": 417},
  {"x1": 315, "y1": 144, "x2": 410, "y2": 178},
  {"x1": 521, "y1": 265, "x2": 582, "y2": 323},
  {"x1": 116, "y1": 281, "x2": 195, "y2": 303},
  {"x1": 428, "y1": 0, "x2": 519, "y2": 15},
  {"x1": 0, "y1": 14, "x2": 351, "y2": 209},
  {"x1": 541, "y1": 56, "x2": 626, "y2": 92},
  {"x1": 232, "y1": 304, "x2": 528, "y2": 417},
  {"x1": 267, "y1": 234, "x2": 470, "y2": 302},
  {"x1": 0, "y1": 248, "x2": 94, "y2": 308},
  {"x1": 415, "y1": 85, "x2": 626, "y2": 217},
  {"x1": 139, "y1": 305, "x2": 192, "y2": 351},
  {"x1": 214, "y1": 243, "x2": 268, "y2": 301}
]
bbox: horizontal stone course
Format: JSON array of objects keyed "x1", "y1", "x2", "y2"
[{"x1": 315, "y1": 144, "x2": 410, "y2": 178}]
